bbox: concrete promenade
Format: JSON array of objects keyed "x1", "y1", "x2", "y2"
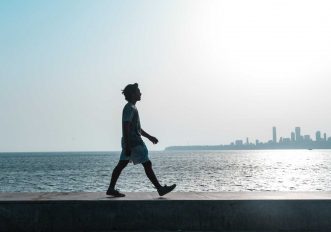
[{"x1": 1, "y1": 192, "x2": 331, "y2": 231}]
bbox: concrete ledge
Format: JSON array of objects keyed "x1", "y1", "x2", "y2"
[{"x1": 1, "y1": 192, "x2": 331, "y2": 231}]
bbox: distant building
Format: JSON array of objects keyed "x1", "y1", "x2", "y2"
[
  {"x1": 291, "y1": 132, "x2": 295, "y2": 142},
  {"x1": 295, "y1": 127, "x2": 301, "y2": 142},
  {"x1": 304, "y1": 135, "x2": 311, "y2": 141},
  {"x1": 246, "y1": 137, "x2": 249, "y2": 145},
  {"x1": 324, "y1": 133, "x2": 327, "y2": 141},
  {"x1": 283, "y1": 138, "x2": 291, "y2": 143},
  {"x1": 272, "y1": 127, "x2": 277, "y2": 143},
  {"x1": 316, "y1": 131, "x2": 321, "y2": 142},
  {"x1": 235, "y1": 140, "x2": 243, "y2": 146}
]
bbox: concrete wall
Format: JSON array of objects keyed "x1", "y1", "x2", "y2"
[{"x1": 1, "y1": 192, "x2": 331, "y2": 231}]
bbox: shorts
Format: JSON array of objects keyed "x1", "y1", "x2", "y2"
[{"x1": 120, "y1": 143, "x2": 149, "y2": 165}]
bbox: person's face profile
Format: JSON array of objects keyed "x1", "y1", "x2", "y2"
[{"x1": 134, "y1": 88, "x2": 141, "y2": 101}]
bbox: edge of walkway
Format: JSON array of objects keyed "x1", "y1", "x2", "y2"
[{"x1": 1, "y1": 191, "x2": 331, "y2": 201}]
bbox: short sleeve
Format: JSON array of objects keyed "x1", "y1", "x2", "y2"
[{"x1": 122, "y1": 104, "x2": 135, "y2": 122}]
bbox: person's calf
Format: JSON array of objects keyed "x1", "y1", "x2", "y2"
[
  {"x1": 108, "y1": 160, "x2": 129, "y2": 191},
  {"x1": 142, "y1": 161, "x2": 162, "y2": 189}
]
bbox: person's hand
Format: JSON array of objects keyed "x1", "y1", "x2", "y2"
[
  {"x1": 149, "y1": 136, "x2": 158, "y2": 144},
  {"x1": 125, "y1": 147, "x2": 131, "y2": 156}
]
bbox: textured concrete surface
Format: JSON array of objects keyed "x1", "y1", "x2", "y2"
[
  {"x1": 1, "y1": 192, "x2": 331, "y2": 232},
  {"x1": 2, "y1": 191, "x2": 331, "y2": 201}
]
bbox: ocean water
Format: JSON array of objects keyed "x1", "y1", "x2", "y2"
[{"x1": 1, "y1": 150, "x2": 331, "y2": 192}]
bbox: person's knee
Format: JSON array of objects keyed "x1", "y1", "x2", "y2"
[
  {"x1": 142, "y1": 160, "x2": 152, "y2": 169},
  {"x1": 116, "y1": 161, "x2": 128, "y2": 170}
]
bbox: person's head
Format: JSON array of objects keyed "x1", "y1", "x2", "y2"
[{"x1": 122, "y1": 83, "x2": 141, "y2": 102}]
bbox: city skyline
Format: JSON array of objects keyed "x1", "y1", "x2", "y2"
[
  {"x1": 233, "y1": 126, "x2": 330, "y2": 146},
  {"x1": 166, "y1": 126, "x2": 331, "y2": 151}
]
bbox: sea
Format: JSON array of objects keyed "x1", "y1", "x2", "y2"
[{"x1": 1, "y1": 150, "x2": 331, "y2": 192}]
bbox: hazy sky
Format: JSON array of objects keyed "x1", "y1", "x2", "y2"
[{"x1": 1, "y1": 0, "x2": 331, "y2": 152}]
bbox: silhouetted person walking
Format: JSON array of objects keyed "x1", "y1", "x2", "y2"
[{"x1": 107, "y1": 83, "x2": 176, "y2": 197}]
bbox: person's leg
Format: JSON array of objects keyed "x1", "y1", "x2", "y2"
[
  {"x1": 108, "y1": 160, "x2": 129, "y2": 190},
  {"x1": 142, "y1": 160, "x2": 176, "y2": 196},
  {"x1": 142, "y1": 160, "x2": 162, "y2": 189}
]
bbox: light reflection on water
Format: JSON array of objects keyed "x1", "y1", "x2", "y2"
[{"x1": 1, "y1": 150, "x2": 331, "y2": 192}]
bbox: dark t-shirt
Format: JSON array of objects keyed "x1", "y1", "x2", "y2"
[{"x1": 121, "y1": 102, "x2": 144, "y2": 148}]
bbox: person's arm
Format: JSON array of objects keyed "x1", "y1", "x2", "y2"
[
  {"x1": 123, "y1": 122, "x2": 132, "y2": 156},
  {"x1": 141, "y1": 129, "x2": 158, "y2": 144}
]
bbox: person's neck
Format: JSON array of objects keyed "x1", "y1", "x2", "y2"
[{"x1": 129, "y1": 100, "x2": 137, "y2": 105}]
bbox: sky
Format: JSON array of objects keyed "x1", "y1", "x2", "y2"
[{"x1": 1, "y1": 0, "x2": 331, "y2": 152}]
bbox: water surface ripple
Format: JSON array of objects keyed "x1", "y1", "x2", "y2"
[{"x1": 1, "y1": 150, "x2": 331, "y2": 192}]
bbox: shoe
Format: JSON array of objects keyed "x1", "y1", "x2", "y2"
[
  {"x1": 106, "y1": 188, "x2": 125, "y2": 197},
  {"x1": 157, "y1": 184, "x2": 176, "y2": 196}
]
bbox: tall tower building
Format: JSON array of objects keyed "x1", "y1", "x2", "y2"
[
  {"x1": 316, "y1": 131, "x2": 321, "y2": 142},
  {"x1": 295, "y1": 127, "x2": 301, "y2": 142},
  {"x1": 324, "y1": 133, "x2": 327, "y2": 141},
  {"x1": 272, "y1": 127, "x2": 277, "y2": 143},
  {"x1": 291, "y1": 132, "x2": 295, "y2": 142}
]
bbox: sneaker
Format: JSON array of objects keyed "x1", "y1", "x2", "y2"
[
  {"x1": 106, "y1": 188, "x2": 125, "y2": 197},
  {"x1": 157, "y1": 184, "x2": 176, "y2": 196}
]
